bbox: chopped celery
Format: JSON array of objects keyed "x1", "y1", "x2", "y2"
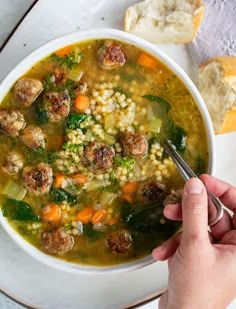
[
  {"x1": 149, "y1": 118, "x2": 162, "y2": 133},
  {"x1": 102, "y1": 133, "x2": 116, "y2": 145},
  {"x1": 85, "y1": 179, "x2": 109, "y2": 192},
  {"x1": 100, "y1": 191, "x2": 116, "y2": 205},
  {"x1": 2, "y1": 180, "x2": 27, "y2": 201},
  {"x1": 68, "y1": 67, "x2": 83, "y2": 82},
  {"x1": 147, "y1": 104, "x2": 155, "y2": 121},
  {"x1": 104, "y1": 113, "x2": 114, "y2": 130}
]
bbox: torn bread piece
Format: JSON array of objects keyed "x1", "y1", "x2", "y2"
[
  {"x1": 198, "y1": 57, "x2": 236, "y2": 134},
  {"x1": 124, "y1": 0, "x2": 205, "y2": 44}
]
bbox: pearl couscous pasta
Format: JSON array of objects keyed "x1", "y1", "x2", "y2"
[{"x1": 0, "y1": 39, "x2": 208, "y2": 266}]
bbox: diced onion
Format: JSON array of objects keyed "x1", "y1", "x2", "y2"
[
  {"x1": 69, "y1": 67, "x2": 83, "y2": 82},
  {"x1": 149, "y1": 118, "x2": 162, "y2": 133},
  {"x1": 77, "y1": 221, "x2": 83, "y2": 235}
]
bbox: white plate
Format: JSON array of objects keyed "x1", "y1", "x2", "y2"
[{"x1": 1, "y1": 0, "x2": 236, "y2": 308}]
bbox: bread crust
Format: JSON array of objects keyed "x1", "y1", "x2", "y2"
[{"x1": 199, "y1": 57, "x2": 236, "y2": 134}]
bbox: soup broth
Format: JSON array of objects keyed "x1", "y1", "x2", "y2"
[{"x1": 0, "y1": 39, "x2": 208, "y2": 266}]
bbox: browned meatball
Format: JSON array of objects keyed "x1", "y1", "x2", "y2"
[
  {"x1": 98, "y1": 40, "x2": 127, "y2": 70},
  {"x1": 20, "y1": 125, "x2": 45, "y2": 149},
  {"x1": 14, "y1": 78, "x2": 43, "y2": 107},
  {"x1": 1, "y1": 151, "x2": 24, "y2": 175},
  {"x1": 22, "y1": 163, "x2": 53, "y2": 195},
  {"x1": 163, "y1": 189, "x2": 183, "y2": 206},
  {"x1": 120, "y1": 132, "x2": 147, "y2": 158},
  {"x1": 106, "y1": 230, "x2": 132, "y2": 254},
  {"x1": 42, "y1": 92, "x2": 70, "y2": 122},
  {"x1": 41, "y1": 227, "x2": 74, "y2": 255},
  {"x1": 0, "y1": 109, "x2": 26, "y2": 137},
  {"x1": 137, "y1": 179, "x2": 166, "y2": 203},
  {"x1": 84, "y1": 142, "x2": 114, "y2": 173}
]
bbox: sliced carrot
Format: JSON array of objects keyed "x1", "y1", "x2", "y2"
[
  {"x1": 42, "y1": 203, "x2": 61, "y2": 224},
  {"x1": 92, "y1": 210, "x2": 107, "y2": 225},
  {"x1": 72, "y1": 174, "x2": 87, "y2": 185},
  {"x1": 55, "y1": 45, "x2": 72, "y2": 57},
  {"x1": 122, "y1": 182, "x2": 138, "y2": 194},
  {"x1": 54, "y1": 173, "x2": 66, "y2": 188},
  {"x1": 138, "y1": 53, "x2": 157, "y2": 69},
  {"x1": 74, "y1": 95, "x2": 90, "y2": 112},
  {"x1": 77, "y1": 207, "x2": 94, "y2": 224},
  {"x1": 122, "y1": 194, "x2": 134, "y2": 204}
]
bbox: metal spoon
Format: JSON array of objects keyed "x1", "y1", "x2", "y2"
[{"x1": 164, "y1": 139, "x2": 224, "y2": 226}]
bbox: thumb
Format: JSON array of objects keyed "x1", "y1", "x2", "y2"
[{"x1": 182, "y1": 178, "x2": 209, "y2": 245}]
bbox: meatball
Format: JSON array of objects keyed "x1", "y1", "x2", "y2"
[
  {"x1": 1, "y1": 151, "x2": 24, "y2": 175},
  {"x1": 0, "y1": 109, "x2": 26, "y2": 137},
  {"x1": 84, "y1": 142, "x2": 114, "y2": 173},
  {"x1": 22, "y1": 163, "x2": 53, "y2": 195},
  {"x1": 14, "y1": 78, "x2": 43, "y2": 107},
  {"x1": 98, "y1": 40, "x2": 126, "y2": 70},
  {"x1": 163, "y1": 189, "x2": 183, "y2": 206},
  {"x1": 106, "y1": 230, "x2": 132, "y2": 254},
  {"x1": 137, "y1": 179, "x2": 166, "y2": 203},
  {"x1": 42, "y1": 92, "x2": 70, "y2": 122},
  {"x1": 20, "y1": 125, "x2": 45, "y2": 149},
  {"x1": 41, "y1": 227, "x2": 74, "y2": 255},
  {"x1": 120, "y1": 132, "x2": 147, "y2": 158}
]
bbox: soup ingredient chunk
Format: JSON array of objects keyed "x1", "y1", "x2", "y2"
[
  {"x1": 20, "y1": 125, "x2": 45, "y2": 149},
  {"x1": 41, "y1": 227, "x2": 74, "y2": 255},
  {"x1": 84, "y1": 141, "x2": 114, "y2": 173},
  {"x1": 98, "y1": 40, "x2": 127, "y2": 70},
  {"x1": 0, "y1": 109, "x2": 26, "y2": 137},
  {"x1": 22, "y1": 163, "x2": 53, "y2": 195},
  {"x1": 106, "y1": 230, "x2": 132, "y2": 254},
  {"x1": 14, "y1": 78, "x2": 43, "y2": 107},
  {"x1": 120, "y1": 132, "x2": 147, "y2": 158},
  {"x1": 164, "y1": 189, "x2": 183, "y2": 206},
  {"x1": 137, "y1": 179, "x2": 166, "y2": 203},
  {"x1": 42, "y1": 92, "x2": 70, "y2": 122},
  {"x1": 2, "y1": 151, "x2": 24, "y2": 175}
]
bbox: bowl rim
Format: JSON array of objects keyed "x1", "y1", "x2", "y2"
[{"x1": 0, "y1": 28, "x2": 215, "y2": 275}]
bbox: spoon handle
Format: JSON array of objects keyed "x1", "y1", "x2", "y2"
[{"x1": 164, "y1": 140, "x2": 224, "y2": 226}]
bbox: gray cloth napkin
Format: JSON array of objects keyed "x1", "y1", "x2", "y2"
[{"x1": 188, "y1": 0, "x2": 236, "y2": 66}]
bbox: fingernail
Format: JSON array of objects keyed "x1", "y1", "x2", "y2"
[{"x1": 185, "y1": 178, "x2": 203, "y2": 194}]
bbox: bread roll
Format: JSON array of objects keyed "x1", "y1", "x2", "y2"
[
  {"x1": 124, "y1": 0, "x2": 205, "y2": 44},
  {"x1": 198, "y1": 57, "x2": 236, "y2": 134}
]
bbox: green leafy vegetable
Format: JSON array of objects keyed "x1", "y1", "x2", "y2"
[
  {"x1": 142, "y1": 95, "x2": 171, "y2": 114},
  {"x1": 83, "y1": 223, "x2": 104, "y2": 241},
  {"x1": 36, "y1": 103, "x2": 49, "y2": 124},
  {"x1": 51, "y1": 188, "x2": 77, "y2": 204},
  {"x1": 51, "y1": 48, "x2": 83, "y2": 69},
  {"x1": 67, "y1": 113, "x2": 92, "y2": 130},
  {"x1": 121, "y1": 202, "x2": 164, "y2": 232},
  {"x1": 114, "y1": 156, "x2": 136, "y2": 170},
  {"x1": 25, "y1": 147, "x2": 57, "y2": 165},
  {"x1": 143, "y1": 95, "x2": 187, "y2": 152},
  {"x1": 2, "y1": 199, "x2": 40, "y2": 222},
  {"x1": 43, "y1": 74, "x2": 78, "y2": 99},
  {"x1": 168, "y1": 121, "x2": 187, "y2": 153}
]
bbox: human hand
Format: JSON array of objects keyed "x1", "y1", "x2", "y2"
[{"x1": 152, "y1": 175, "x2": 236, "y2": 309}]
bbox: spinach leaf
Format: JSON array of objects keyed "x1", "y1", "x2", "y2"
[
  {"x1": 2, "y1": 199, "x2": 40, "y2": 222},
  {"x1": 25, "y1": 147, "x2": 57, "y2": 165},
  {"x1": 168, "y1": 121, "x2": 187, "y2": 153},
  {"x1": 142, "y1": 95, "x2": 171, "y2": 114},
  {"x1": 51, "y1": 188, "x2": 77, "y2": 204},
  {"x1": 121, "y1": 202, "x2": 164, "y2": 232},
  {"x1": 67, "y1": 113, "x2": 92, "y2": 130},
  {"x1": 143, "y1": 95, "x2": 187, "y2": 152},
  {"x1": 83, "y1": 223, "x2": 104, "y2": 241},
  {"x1": 36, "y1": 104, "x2": 49, "y2": 124}
]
